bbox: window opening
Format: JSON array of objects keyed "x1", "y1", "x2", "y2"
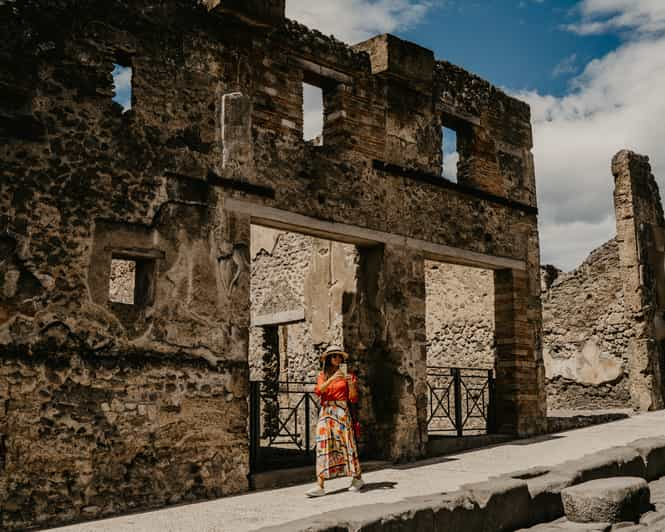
[
  {"x1": 109, "y1": 255, "x2": 155, "y2": 307},
  {"x1": 112, "y1": 63, "x2": 132, "y2": 112},
  {"x1": 442, "y1": 126, "x2": 459, "y2": 183},
  {"x1": 302, "y1": 82, "x2": 323, "y2": 145},
  {"x1": 109, "y1": 258, "x2": 135, "y2": 304}
]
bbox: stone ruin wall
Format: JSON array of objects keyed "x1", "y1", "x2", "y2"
[
  {"x1": 425, "y1": 261, "x2": 494, "y2": 369},
  {"x1": 541, "y1": 239, "x2": 632, "y2": 410},
  {"x1": 1, "y1": 0, "x2": 544, "y2": 528},
  {"x1": 540, "y1": 151, "x2": 665, "y2": 412},
  {"x1": 247, "y1": 150, "x2": 665, "y2": 414},
  {"x1": 249, "y1": 226, "x2": 360, "y2": 383}
]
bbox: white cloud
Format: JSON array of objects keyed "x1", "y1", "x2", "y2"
[
  {"x1": 552, "y1": 53, "x2": 578, "y2": 77},
  {"x1": 112, "y1": 64, "x2": 132, "y2": 112},
  {"x1": 514, "y1": 1, "x2": 665, "y2": 270},
  {"x1": 286, "y1": 0, "x2": 433, "y2": 43},
  {"x1": 303, "y1": 83, "x2": 323, "y2": 141},
  {"x1": 566, "y1": 0, "x2": 665, "y2": 35},
  {"x1": 443, "y1": 151, "x2": 459, "y2": 182}
]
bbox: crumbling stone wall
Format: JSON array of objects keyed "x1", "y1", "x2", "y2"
[
  {"x1": 249, "y1": 228, "x2": 359, "y2": 383},
  {"x1": 541, "y1": 151, "x2": 665, "y2": 412},
  {"x1": 251, "y1": 227, "x2": 310, "y2": 320},
  {"x1": 613, "y1": 150, "x2": 665, "y2": 411},
  {"x1": 1, "y1": 0, "x2": 544, "y2": 527},
  {"x1": 542, "y1": 240, "x2": 632, "y2": 409}
]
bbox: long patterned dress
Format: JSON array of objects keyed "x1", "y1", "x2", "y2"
[{"x1": 314, "y1": 372, "x2": 362, "y2": 481}]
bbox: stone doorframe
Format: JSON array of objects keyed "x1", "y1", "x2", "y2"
[{"x1": 230, "y1": 197, "x2": 539, "y2": 461}]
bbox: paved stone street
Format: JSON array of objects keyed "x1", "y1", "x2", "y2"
[{"x1": 49, "y1": 411, "x2": 665, "y2": 532}]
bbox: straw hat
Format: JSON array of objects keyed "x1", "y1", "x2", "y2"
[{"x1": 320, "y1": 345, "x2": 349, "y2": 361}]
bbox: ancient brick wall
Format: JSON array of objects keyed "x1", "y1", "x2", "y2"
[
  {"x1": 1, "y1": 2, "x2": 255, "y2": 528},
  {"x1": 1, "y1": 0, "x2": 544, "y2": 527}
]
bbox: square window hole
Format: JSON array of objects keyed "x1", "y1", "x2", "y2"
[
  {"x1": 303, "y1": 82, "x2": 323, "y2": 144},
  {"x1": 109, "y1": 256, "x2": 155, "y2": 307},
  {"x1": 112, "y1": 63, "x2": 132, "y2": 112},
  {"x1": 442, "y1": 126, "x2": 459, "y2": 182}
]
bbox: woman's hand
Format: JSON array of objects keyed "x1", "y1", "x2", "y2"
[{"x1": 320, "y1": 370, "x2": 344, "y2": 392}]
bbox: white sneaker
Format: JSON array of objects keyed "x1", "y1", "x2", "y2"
[
  {"x1": 348, "y1": 478, "x2": 365, "y2": 492},
  {"x1": 305, "y1": 487, "x2": 326, "y2": 498}
]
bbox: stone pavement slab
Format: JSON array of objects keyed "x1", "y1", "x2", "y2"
[{"x1": 49, "y1": 411, "x2": 665, "y2": 532}]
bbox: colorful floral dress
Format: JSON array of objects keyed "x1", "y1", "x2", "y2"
[{"x1": 314, "y1": 372, "x2": 362, "y2": 481}]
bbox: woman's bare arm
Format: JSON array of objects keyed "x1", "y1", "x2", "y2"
[{"x1": 318, "y1": 371, "x2": 343, "y2": 392}]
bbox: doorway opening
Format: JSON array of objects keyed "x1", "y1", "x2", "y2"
[
  {"x1": 249, "y1": 225, "x2": 361, "y2": 473},
  {"x1": 425, "y1": 260, "x2": 496, "y2": 438}
]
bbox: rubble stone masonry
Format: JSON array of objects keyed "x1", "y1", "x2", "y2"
[
  {"x1": 541, "y1": 151, "x2": 665, "y2": 412},
  {"x1": 542, "y1": 240, "x2": 632, "y2": 409},
  {"x1": 0, "y1": 0, "x2": 544, "y2": 527}
]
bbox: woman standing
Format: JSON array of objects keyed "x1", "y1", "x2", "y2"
[{"x1": 306, "y1": 345, "x2": 364, "y2": 497}]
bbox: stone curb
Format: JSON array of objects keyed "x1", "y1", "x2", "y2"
[{"x1": 256, "y1": 436, "x2": 665, "y2": 532}]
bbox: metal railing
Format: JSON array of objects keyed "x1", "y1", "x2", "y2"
[
  {"x1": 249, "y1": 380, "x2": 319, "y2": 473},
  {"x1": 249, "y1": 366, "x2": 496, "y2": 472},
  {"x1": 427, "y1": 366, "x2": 496, "y2": 436}
]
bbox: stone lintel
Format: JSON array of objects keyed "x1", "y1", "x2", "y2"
[
  {"x1": 293, "y1": 57, "x2": 353, "y2": 85},
  {"x1": 226, "y1": 198, "x2": 526, "y2": 271},
  {"x1": 251, "y1": 309, "x2": 305, "y2": 327},
  {"x1": 353, "y1": 33, "x2": 434, "y2": 84}
]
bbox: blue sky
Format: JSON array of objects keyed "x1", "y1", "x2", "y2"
[
  {"x1": 112, "y1": 64, "x2": 132, "y2": 111},
  {"x1": 399, "y1": 0, "x2": 619, "y2": 97}
]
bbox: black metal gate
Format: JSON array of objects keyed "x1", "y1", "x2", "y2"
[
  {"x1": 249, "y1": 380, "x2": 319, "y2": 473},
  {"x1": 427, "y1": 366, "x2": 496, "y2": 436},
  {"x1": 249, "y1": 366, "x2": 496, "y2": 473}
]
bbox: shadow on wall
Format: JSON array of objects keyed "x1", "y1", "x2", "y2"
[{"x1": 340, "y1": 244, "x2": 401, "y2": 462}]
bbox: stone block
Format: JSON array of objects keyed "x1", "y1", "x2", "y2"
[
  {"x1": 201, "y1": 0, "x2": 285, "y2": 26},
  {"x1": 462, "y1": 477, "x2": 532, "y2": 531},
  {"x1": 639, "y1": 509, "x2": 665, "y2": 526},
  {"x1": 345, "y1": 500, "x2": 436, "y2": 531},
  {"x1": 428, "y1": 490, "x2": 485, "y2": 531},
  {"x1": 526, "y1": 471, "x2": 577, "y2": 525},
  {"x1": 628, "y1": 437, "x2": 665, "y2": 481},
  {"x1": 353, "y1": 34, "x2": 434, "y2": 84},
  {"x1": 611, "y1": 524, "x2": 644, "y2": 531},
  {"x1": 558, "y1": 447, "x2": 647, "y2": 484},
  {"x1": 562, "y1": 477, "x2": 651, "y2": 523}
]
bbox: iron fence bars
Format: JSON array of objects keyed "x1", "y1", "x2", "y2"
[
  {"x1": 249, "y1": 380, "x2": 319, "y2": 473},
  {"x1": 250, "y1": 367, "x2": 496, "y2": 473},
  {"x1": 426, "y1": 366, "x2": 496, "y2": 436},
  {"x1": 426, "y1": 366, "x2": 456, "y2": 434}
]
